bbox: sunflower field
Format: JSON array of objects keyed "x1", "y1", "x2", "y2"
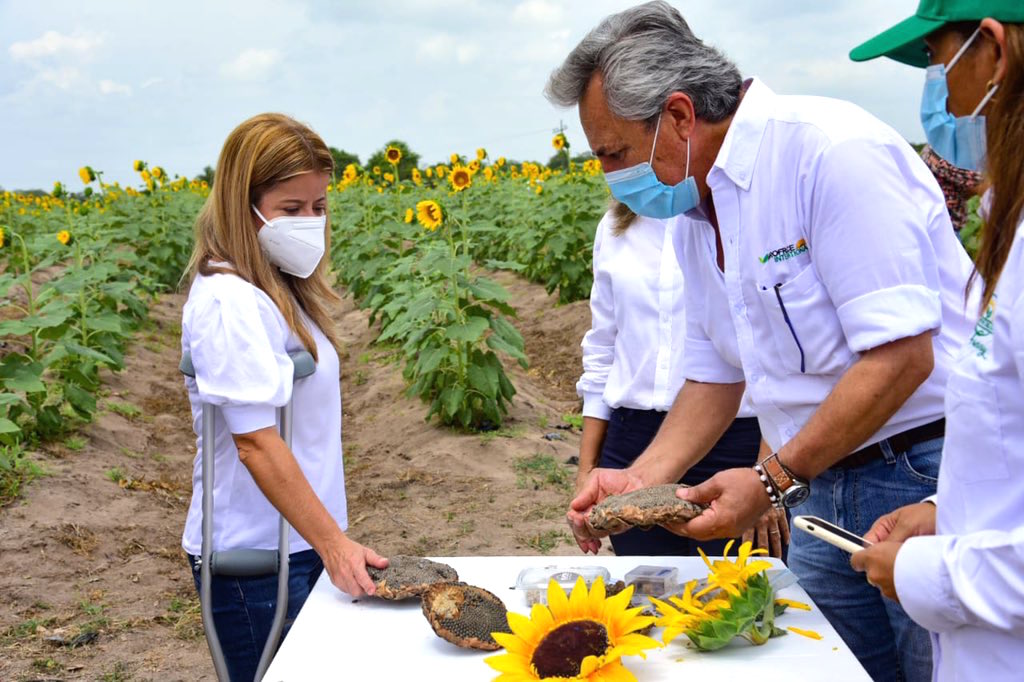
[{"x1": 0, "y1": 140, "x2": 608, "y2": 459}]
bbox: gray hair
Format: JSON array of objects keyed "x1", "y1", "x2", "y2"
[{"x1": 545, "y1": 1, "x2": 741, "y2": 125}]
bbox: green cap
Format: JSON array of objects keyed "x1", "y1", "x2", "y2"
[{"x1": 850, "y1": 0, "x2": 1024, "y2": 67}]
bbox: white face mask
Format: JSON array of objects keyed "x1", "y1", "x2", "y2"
[{"x1": 251, "y1": 205, "x2": 326, "y2": 278}]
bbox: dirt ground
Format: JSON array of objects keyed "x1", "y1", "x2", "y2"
[{"x1": 0, "y1": 273, "x2": 595, "y2": 681}]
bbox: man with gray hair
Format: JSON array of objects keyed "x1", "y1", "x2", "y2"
[{"x1": 552, "y1": 2, "x2": 976, "y2": 680}]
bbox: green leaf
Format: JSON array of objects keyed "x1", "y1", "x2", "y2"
[
  {"x1": 84, "y1": 314, "x2": 123, "y2": 334},
  {"x1": 467, "y1": 278, "x2": 510, "y2": 304},
  {"x1": 0, "y1": 418, "x2": 20, "y2": 435},
  {"x1": 62, "y1": 341, "x2": 116, "y2": 366},
  {"x1": 486, "y1": 334, "x2": 527, "y2": 362},
  {"x1": 441, "y1": 386, "x2": 465, "y2": 419},
  {"x1": 445, "y1": 316, "x2": 489, "y2": 343},
  {"x1": 0, "y1": 361, "x2": 46, "y2": 394},
  {"x1": 0, "y1": 319, "x2": 34, "y2": 336},
  {"x1": 467, "y1": 363, "x2": 499, "y2": 399}
]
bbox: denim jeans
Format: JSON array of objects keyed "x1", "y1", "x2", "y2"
[
  {"x1": 788, "y1": 437, "x2": 940, "y2": 682},
  {"x1": 599, "y1": 410, "x2": 761, "y2": 557},
  {"x1": 188, "y1": 548, "x2": 324, "y2": 682}
]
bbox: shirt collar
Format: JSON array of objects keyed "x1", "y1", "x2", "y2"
[{"x1": 710, "y1": 77, "x2": 774, "y2": 191}]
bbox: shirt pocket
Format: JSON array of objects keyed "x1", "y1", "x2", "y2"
[
  {"x1": 757, "y1": 264, "x2": 854, "y2": 376},
  {"x1": 942, "y1": 369, "x2": 1009, "y2": 483}
]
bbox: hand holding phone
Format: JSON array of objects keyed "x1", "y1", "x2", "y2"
[{"x1": 793, "y1": 515, "x2": 872, "y2": 554}]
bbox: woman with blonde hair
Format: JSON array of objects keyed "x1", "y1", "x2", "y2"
[
  {"x1": 181, "y1": 113, "x2": 386, "y2": 680},
  {"x1": 851, "y1": 3, "x2": 1024, "y2": 679}
]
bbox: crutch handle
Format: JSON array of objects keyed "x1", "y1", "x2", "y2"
[
  {"x1": 211, "y1": 549, "x2": 280, "y2": 577},
  {"x1": 179, "y1": 350, "x2": 315, "y2": 381}
]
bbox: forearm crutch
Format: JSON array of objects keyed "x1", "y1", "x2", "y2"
[{"x1": 180, "y1": 350, "x2": 315, "y2": 681}]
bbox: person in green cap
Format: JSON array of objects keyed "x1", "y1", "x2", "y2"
[{"x1": 851, "y1": 3, "x2": 1024, "y2": 681}]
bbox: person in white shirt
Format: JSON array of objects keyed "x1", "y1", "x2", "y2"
[
  {"x1": 546, "y1": 3, "x2": 976, "y2": 679},
  {"x1": 849, "y1": 4, "x2": 1024, "y2": 680},
  {"x1": 181, "y1": 113, "x2": 386, "y2": 681},
  {"x1": 576, "y1": 202, "x2": 772, "y2": 558}
]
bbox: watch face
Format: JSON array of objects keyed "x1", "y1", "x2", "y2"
[{"x1": 783, "y1": 484, "x2": 811, "y2": 509}]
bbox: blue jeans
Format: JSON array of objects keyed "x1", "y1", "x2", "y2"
[
  {"x1": 788, "y1": 438, "x2": 940, "y2": 682},
  {"x1": 600, "y1": 410, "x2": 761, "y2": 557},
  {"x1": 188, "y1": 549, "x2": 323, "y2": 682}
]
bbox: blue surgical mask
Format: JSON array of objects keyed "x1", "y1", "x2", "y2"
[
  {"x1": 920, "y1": 27, "x2": 999, "y2": 172},
  {"x1": 604, "y1": 114, "x2": 700, "y2": 218}
]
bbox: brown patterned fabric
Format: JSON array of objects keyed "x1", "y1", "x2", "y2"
[{"x1": 920, "y1": 145, "x2": 982, "y2": 232}]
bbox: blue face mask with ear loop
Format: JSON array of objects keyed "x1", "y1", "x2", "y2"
[
  {"x1": 603, "y1": 113, "x2": 701, "y2": 219},
  {"x1": 921, "y1": 26, "x2": 1000, "y2": 172}
]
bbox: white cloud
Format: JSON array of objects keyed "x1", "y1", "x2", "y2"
[
  {"x1": 140, "y1": 77, "x2": 163, "y2": 89},
  {"x1": 416, "y1": 34, "x2": 480, "y2": 64},
  {"x1": 98, "y1": 79, "x2": 131, "y2": 96},
  {"x1": 9, "y1": 30, "x2": 102, "y2": 61},
  {"x1": 220, "y1": 48, "x2": 281, "y2": 80},
  {"x1": 35, "y1": 66, "x2": 82, "y2": 90},
  {"x1": 512, "y1": 0, "x2": 564, "y2": 26}
]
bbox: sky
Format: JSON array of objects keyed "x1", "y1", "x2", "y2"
[{"x1": 1, "y1": 0, "x2": 928, "y2": 191}]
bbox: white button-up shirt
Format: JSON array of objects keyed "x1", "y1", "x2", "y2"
[
  {"x1": 577, "y1": 211, "x2": 687, "y2": 419},
  {"x1": 674, "y1": 78, "x2": 976, "y2": 452},
  {"x1": 895, "y1": 210, "x2": 1024, "y2": 681},
  {"x1": 577, "y1": 211, "x2": 753, "y2": 420},
  {"x1": 181, "y1": 270, "x2": 347, "y2": 556}
]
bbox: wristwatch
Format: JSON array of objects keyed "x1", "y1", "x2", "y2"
[{"x1": 753, "y1": 453, "x2": 810, "y2": 509}]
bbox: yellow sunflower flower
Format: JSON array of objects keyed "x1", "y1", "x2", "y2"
[
  {"x1": 141, "y1": 170, "x2": 152, "y2": 184},
  {"x1": 412, "y1": 168, "x2": 422, "y2": 186},
  {"x1": 436, "y1": 165, "x2": 447, "y2": 178},
  {"x1": 450, "y1": 166, "x2": 472, "y2": 192},
  {"x1": 383, "y1": 172, "x2": 395, "y2": 183},
  {"x1": 152, "y1": 166, "x2": 163, "y2": 180},
  {"x1": 476, "y1": 147, "x2": 487, "y2": 160},
  {"x1": 52, "y1": 181, "x2": 65, "y2": 198},
  {"x1": 449, "y1": 153, "x2": 460, "y2": 164},
  {"x1": 468, "y1": 159, "x2": 481, "y2": 174},
  {"x1": 484, "y1": 167, "x2": 495, "y2": 182},
  {"x1": 56, "y1": 230, "x2": 73, "y2": 246},
  {"x1": 425, "y1": 167, "x2": 434, "y2": 178},
  {"x1": 552, "y1": 132, "x2": 568, "y2": 151},
  {"x1": 650, "y1": 580, "x2": 730, "y2": 646},
  {"x1": 385, "y1": 145, "x2": 402, "y2": 164},
  {"x1": 372, "y1": 166, "x2": 381, "y2": 176},
  {"x1": 696, "y1": 540, "x2": 773, "y2": 599},
  {"x1": 133, "y1": 159, "x2": 145, "y2": 172},
  {"x1": 416, "y1": 199, "x2": 444, "y2": 231},
  {"x1": 0, "y1": 226, "x2": 5, "y2": 249},
  {"x1": 485, "y1": 576, "x2": 660, "y2": 681},
  {"x1": 78, "y1": 166, "x2": 95, "y2": 184},
  {"x1": 342, "y1": 164, "x2": 358, "y2": 182},
  {"x1": 497, "y1": 156, "x2": 506, "y2": 168},
  {"x1": 404, "y1": 208, "x2": 414, "y2": 224}
]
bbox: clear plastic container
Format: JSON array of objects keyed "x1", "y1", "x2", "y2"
[
  {"x1": 514, "y1": 566, "x2": 612, "y2": 606},
  {"x1": 624, "y1": 565, "x2": 678, "y2": 598}
]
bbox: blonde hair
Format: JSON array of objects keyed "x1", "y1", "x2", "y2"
[{"x1": 185, "y1": 113, "x2": 341, "y2": 361}]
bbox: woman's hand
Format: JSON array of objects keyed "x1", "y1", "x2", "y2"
[
  {"x1": 742, "y1": 506, "x2": 789, "y2": 557},
  {"x1": 321, "y1": 535, "x2": 388, "y2": 598},
  {"x1": 567, "y1": 467, "x2": 646, "y2": 554},
  {"x1": 865, "y1": 502, "x2": 936, "y2": 543}
]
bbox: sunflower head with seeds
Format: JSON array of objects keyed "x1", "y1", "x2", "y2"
[
  {"x1": 486, "y1": 576, "x2": 660, "y2": 681},
  {"x1": 385, "y1": 145, "x2": 402, "y2": 165}
]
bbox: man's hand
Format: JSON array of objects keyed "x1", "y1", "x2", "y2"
[
  {"x1": 566, "y1": 467, "x2": 646, "y2": 554},
  {"x1": 671, "y1": 467, "x2": 771, "y2": 539},
  {"x1": 850, "y1": 541, "x2": 902, "y2": 602},
  {"x1": 864, "y1": 502, "x2": 936, "y2": 544},
  {"x1": 743, "y1": 506, "x2": 789, "y2": 558}
]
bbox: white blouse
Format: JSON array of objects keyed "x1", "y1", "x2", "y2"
[
  {"x1": 895, "y1": 210, "x2": 1024, "y2": 681},
  {"x1": 577, "y1": 211, "x2": 754, "y2": 420},
  {"x1": 180, "y1": 270, "x2": 347, "y2": 555}
]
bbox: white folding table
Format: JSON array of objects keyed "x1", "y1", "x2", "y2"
[{"x1": 264, "y1": 555, "x2": 871, "y2": 681}]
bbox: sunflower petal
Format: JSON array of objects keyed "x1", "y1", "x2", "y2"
[
  {"x1": 506, "y1": 611, "x2": 541, "y2": 645},
  {"x1": 547, "y1": 579, "x2": 570, "y2": 620}
]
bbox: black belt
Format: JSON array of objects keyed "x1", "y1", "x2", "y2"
[{"x1": 831, "y1": 419, "x2": 946, "y2": 470}]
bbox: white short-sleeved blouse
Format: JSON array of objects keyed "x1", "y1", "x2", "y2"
[{"x1": 180, "y1": 270, "x2": 347, "y2": 555}]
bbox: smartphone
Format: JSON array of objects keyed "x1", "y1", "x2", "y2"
[{"x1": 793, "y1": 515, "x2": 872, "y2": 554}]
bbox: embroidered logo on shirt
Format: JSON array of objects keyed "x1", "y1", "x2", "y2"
[
  {"x1": 969, "y1": 295, "x2": 997, "y2": 358},
  {"x1": 759, "y1": 238, "x2": 808, "y2": 264}
]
